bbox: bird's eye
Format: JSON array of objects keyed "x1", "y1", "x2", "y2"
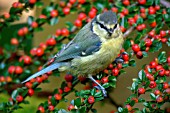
[{"x1": 113, "y1": 24, "x2": 117, "y2": 29}]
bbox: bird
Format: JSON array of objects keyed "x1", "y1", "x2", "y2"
[{"x1": 22, "y1": 11, "x2": 124, "y2": 97}]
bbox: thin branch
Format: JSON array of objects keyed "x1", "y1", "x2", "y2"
[
  {"x1": 123, "y1": 26, "x2": 135, "y2": 38},
  {"x1": 160, "y1": 0, "x2": 170, "y2": 8}
]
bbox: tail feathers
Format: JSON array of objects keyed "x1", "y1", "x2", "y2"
[{"x1": 22, "y1": 62, "x2": 68, "y2": 83}]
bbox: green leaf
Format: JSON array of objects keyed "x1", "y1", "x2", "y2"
[
  {"x1": 91, "y1": 109, "x2": 97, "y2": 113},
  {"x1": 11, "y1": 89, "x2": 19, "y2": 101},
  {"x1": 35, "y1": 1, "x2": 44, "y2": 7},
  {"x1": 94, "y1": 91, "x2": 102, "y2": 97},
  {"x1": 108, "y1": 76, "x2": 117, "y2": 81},
  {"x1": 138, "y1": 98, "x2": 145, "y2": 103},
  {"x1": 146, "y1": 0, "x2": 154, "y2": 6},
  {"x1": 138, "y1": 70, "x2": 146, "y2": 81},
  {"x1": 150, "y1": 93, "x2": 156, "y2": 100},
  {"x1": 102, "y1": 83, "x2": 110, "y2": 88},
  {"x1": 129, "y1": 59, "x2": 136, "y2": 67},
  {"x1": 118, "y1": 107, "x2": 123, "y2": 112},
  {"x1": 91, "y1": 89, "x2": 96, "y2": 96},
  {"x1": 131, "y1": 82, "x2": 138, "y2": 91},
  {"x1": 167, "y1": 37, "x2": 170, "y2": 46},
  {"x1": 74, "y1": 98, "x2": 81, "y2": 107},
  {"x1": 149, "y1": 40, "x2": 162, "y2": 52},
  {"x1": 158, "y1": 51, "x2": 166, "y2": 64},
  {"x1": 50, "y1": 17, "x2": 58, "y2": 26},
  {"x1": 34, "y1": 88, "x2": 42, "y2": 92},
  {"x1": 123, "y1": 39, "x2": 131, "y2": 50}
]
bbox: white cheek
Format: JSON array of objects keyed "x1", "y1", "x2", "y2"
[{"x1": 97, "y1": 25, "x2": 108, "y2": 36}]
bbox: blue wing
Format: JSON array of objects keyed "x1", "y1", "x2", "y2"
[{"x1": 54, "y1": 22, "x2": 101, "y2": 62}]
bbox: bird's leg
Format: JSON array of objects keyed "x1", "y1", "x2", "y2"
[
  {"x1": 114, "y1": 52, "x2": 128, "y2": 64},
  {"x1": 88, "y1": 75, "x2": 107, "y2": 97}
]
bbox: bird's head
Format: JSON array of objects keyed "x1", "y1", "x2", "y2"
[{"x1": 92, "y1": 11, "x2": 121, "y2": 41}]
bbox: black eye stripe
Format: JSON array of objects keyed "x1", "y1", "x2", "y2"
[
  {"x1": 113, "y1": 24, "x2": 117, "y2": 29},
  {"x1": 96, "y1": 21, "x2": 107, "y2": 30}
]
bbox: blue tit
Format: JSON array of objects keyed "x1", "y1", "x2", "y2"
[{"x1": 22, "y1": 11, "x2": 124, "y2": 97}]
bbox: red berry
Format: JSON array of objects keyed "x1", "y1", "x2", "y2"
[
  {"x1": 63, "y1": 7, "x2": 70, "y2": 15},
  {"x1": 156, "y1": 65, "x2": 163, "y2": 71},
  {"x1": 58, "y1": 88, "x2": 63, "y2": 94},
  {"x1": 128, "y1": 18, "x2": 135, "y2": 26},
  {"x1": 122, "y1": 0, "x2": 130, "y2": 6},
  {"x1": 50, "y1": 10, "x2": 58, "y2": 17},
  {"x1": 88, "y1": 96, "x2": 95, "y2": 104},
  {"x1": 120, "y1": 26, "x2": 126, "y2": 32},
  {"x1": 160, "y1": 30, "x2": 166, "y2": 37},
  {"x1": 140, "y1": 8, "x2": 145, "y2": 13},
  {"x1": 148, "y1": 30, "x2": 155, "y2": 37},
  {"x1": 15, "y1": 66, "x2": 23, "y2": 74},
  {"x1": 74, "y1": 19, "x2": 82, "y2": 27},
  {"x1": 68, "y1": 104, "x2": 74, "y2": 111},
  {"x1": 18, "y1": 29, "x2": 24, "y2": 36},
  {"x1": 78, "y1": 76, "x2": 86, "y2": 82},
  {"x1": 155, "y1": 5, "x2": 160, "y2": 10},
  {"x1": 112, "y1": 68, "x2": 119, "y2": 76},
  {"x1": 61, "y1": 28, "x2": 69, "y2": 36},
  {"x1": 101, "y1": 77, "x2": 108, "y2": 84},
  {"x1": 156, "y1": 96, "x2": 163, "y2": 103},
  {"x1": 136, "y1": 25, "x2": 143, "y2": 31},
  {"x1": 8, "y1": 66, "x2": 16, "y2": 74},
  {"x1": 56, "y1": 29, "x2": 61, "y2": 36},
  {"x1": 28, "y1": 89, "x2": 34, "y2": 96},
  {"x1": 145, "y1": 38, "x2": 152, "y2": 47},
  {"x1": 161, "y1": 38, "x2": 167, "y2": 43},
  {"x1": 166, "y1": 88, "x2": 170, "y2": 94},
  {"x1": 36, "y1": 77, "x2": 43, "y2": 83},
  {"x1": 30, "y1": 48, "x2": 37, "y2": 56},
  {"x1": 16, "y1": 95, "x2": 23, "y2": 102},
  {"x1": 31, "y1": 21, "x2": 38, "y2": 28},
  {"x1": 117, "y1": 63, "x2": 122, "y2": 69},
  {"x1": 54, "y1": 94, "x2": 62, "y2": 100},
  {"x1": 154, "y1": 90, "x2": 161, "y2": 95},
  {"x1": 149, "y1": 6, "x2": 156, "y2": 14},
  {"x1": 108, "y1": 64, "x2": 113, "y2": 69},
  {"x1": 64, "y1": 86, "x2": 71, "y2": 92},
  {"x1": 0, "y1": 76, "x2": 5, "y2": 82},
  {"x1": 65, "y1": 74, "x2": 73, "y2": 82},
  {"x1": 38, "y1": 106, "x2": 45, "y2": 113},
  {"x1": 69, "y1": 0, "x2": 76, "y2": 4},
  {"x1": 150, "y1": 21, "x2": 157, "y2": 28},
  {"x1": 6, "y1": 76, "x2": 12, "y2": 82},
  {"x1": 25, "y1": 82, "x2": 33, "y2": 88},
  {"x1": 132, "y1": 44, "x2": 140, "y2": 53},
  {"x1": 138, "y1": 0, "x2": 146, "y2": 5},
  {"x1": 149, "y1": 81, "x2": 157, "y2": 88},
  {"x1": 48, "y1": 105, "x2": 54, "y2": 111},
  {"x1": 136, "y1": 51, "x2": 143, "y2": 59},
  {"x1": 163, "y1": 82, "x2": 169, "y2": 89},
  {"x1": 122, "y1": 8, "x2": 129, "y2": 15},
  {"x1": 29, "y1": 0, "x2": 36, "y2": 4},
  {"x1": 36, "y1": 48, "x2": 44, "y2": 56},
  {"x1": 165, "y1": 70, "x2": 170, "y2": 77},
  {"x1": 140, "y1": 13, "x2": 147, "y2": 18},
  {"x1": 146, "y1": 73, "x2": 154, "y2": 81},
  {"x1": 149, "y1": 61, "x2": 157, "y2": 68},
  {"x1": 78, "y1": 0, "x2": 86, "y2": 4},
  {"x1": 125, "y1": 104, "x2": 132, "y2": 111},
  {"x1": 88, "y1": 11, "x2": 96, "y2": 19},
  {"x1": 122, "y1": 54, "x2": 129, "y2": 61},
  {"x1": 138, "y1": 88, "x2": 145, "y2": 94},
  {"x1": 158, "y1": 68, "x2": 165, "y2": 76},
  {"x1": 41, "y1": 74, "x2": 48, "y2": 80},
  {"x1": 46, "y1": 38, "x2": 56, "y2": 46},
  {"x1": 11, "y1": 38, "x2": 19, "y2": 45},
  {"x1": 4, "y1": 13, "x2": 10, "y2": 19},
  {"x1": 39, "y1": 14, "x2": 47, "y2": 19},
  {"x1": 111, "y1": 7, "x2": 118, "y2": 13},
  {"x1": 78, "y1": 13, "x2": 87, "y2": 20}
]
